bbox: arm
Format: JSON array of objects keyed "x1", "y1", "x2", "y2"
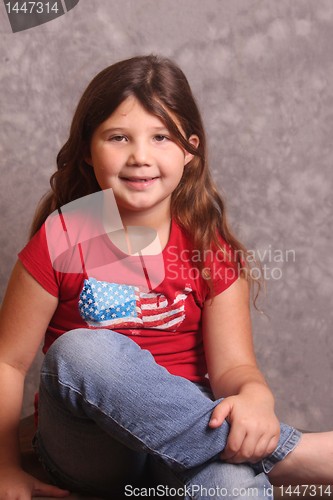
[
  {"x1": 0, "y1": 261, "x2": 69, "y2": 499},
  {"x1": 202, "y1": 277, "x2": 280, "y2": 463}
]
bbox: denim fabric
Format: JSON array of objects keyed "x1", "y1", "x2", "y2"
[{"x1": 35, "y1": 328, "x2": 301, "y2": 499}]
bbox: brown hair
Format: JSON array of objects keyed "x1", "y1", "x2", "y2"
[{"x1": 30, "y1": 55, "x2": 256, "y2": 295}]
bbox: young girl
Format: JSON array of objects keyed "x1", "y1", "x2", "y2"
[{"x1": 0, "y1": 55, "x2": 332, "y2": 499}]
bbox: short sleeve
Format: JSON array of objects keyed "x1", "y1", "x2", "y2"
[
  {"x1": 207, "y1": 238, "x2": 240, "y2": 298},
  {"x1": 18, "y1": 224, "x2": 59, "y2": 297}
]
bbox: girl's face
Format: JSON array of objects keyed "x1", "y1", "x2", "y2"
[{"x1": 86, "y1": 96, "x2": 198, "y2": 224}]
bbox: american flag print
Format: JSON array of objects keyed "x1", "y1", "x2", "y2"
[{"x1": 79, "y1": 277, "x2": 192, "y2": 331}]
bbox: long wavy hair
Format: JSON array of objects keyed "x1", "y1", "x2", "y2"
[{"x1": 31, "y1": 55, "x2": 255, "y2": 294}]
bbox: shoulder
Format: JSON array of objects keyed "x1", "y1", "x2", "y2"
[
  {"x1": 19, "y1": 223, "x2": 49, "y2": 262},
  {"x1": 18, "y1": 223, "x2": 59, "y2": 297}
]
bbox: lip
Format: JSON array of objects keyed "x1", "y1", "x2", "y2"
[{"x1": 120, "y1": 176, "x2": 159, "y2": 190}]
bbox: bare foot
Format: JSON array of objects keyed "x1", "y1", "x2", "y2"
[{"x1": 268, "y1": 432, "x2": 333, "y2": 486}]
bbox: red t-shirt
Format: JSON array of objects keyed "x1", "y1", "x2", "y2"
[{"x1": 18, "y1": 219, "x2": 238, "y2": 386}]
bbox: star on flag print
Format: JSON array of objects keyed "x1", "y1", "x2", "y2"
[{"x1": 79, "y1": 277, "x2": 191, "y2": 331}]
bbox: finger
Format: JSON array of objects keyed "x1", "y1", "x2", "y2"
[
  {"x1": 226, "y1": 432, "x2": 259, "y2": 464},
  {"x1": 33, "y1": 480, "x2": 70, "y2": 498},
  {"x1": 249, "y1": 434, "x2": 271, "y2": 463},
  {"x1": 220, "y1": 426, "x2": 247, "y2": 461},
  {"x1": 251, "y1": 430, "x2": 279, "y2": 462},
  {"x1": 266, "y1": 433, "x2": 280, "y2": 455},
  {"x1": 209, "y1": 399, "x2": 232, "y2": 428}
]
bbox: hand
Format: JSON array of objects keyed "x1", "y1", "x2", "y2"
[
  {"x1": 209, "y1": 387, "x2": 280, "y2": 464},
  {"x1": 0, "y1": 467, "x2": 70, "y2": 500}
]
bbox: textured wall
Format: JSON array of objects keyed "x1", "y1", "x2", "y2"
[{"x1": 0, "y1": 0, "x2": 332, "y2": 430}]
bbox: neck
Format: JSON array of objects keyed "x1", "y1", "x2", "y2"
[
  {"x1": 119, "y1": 206, "x2": 170, "y2": 230},
  {"x1": 119, "y1": 208, "x2": 172, "y2": 251}
]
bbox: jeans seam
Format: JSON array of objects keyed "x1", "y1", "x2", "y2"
[{"x1": 42, "y1": 372, "x2": 191, "y2": 471}]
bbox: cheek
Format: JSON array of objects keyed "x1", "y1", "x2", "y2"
[
  {"x1": 91, "y1": 162, "x2": 114, "y2": 189},
  {"x1": 91, "y1": 156, "x2": 118, "y2": 176}
]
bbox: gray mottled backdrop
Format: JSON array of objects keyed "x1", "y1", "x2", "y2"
[{"x1": 0, "y1": 0, "x2": 332, "y2": 430}]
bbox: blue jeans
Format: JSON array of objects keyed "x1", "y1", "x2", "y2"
[{"x1": 34, "y1": 329, "x2": 301, "y2": 499}]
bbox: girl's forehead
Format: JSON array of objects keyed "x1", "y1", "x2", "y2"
[
  {"x1": 98, "y1": 95, "x2": 183, "y2": 133},
  {"x1": 109, "y1": 96, "x2": 161, "y2": 121}
]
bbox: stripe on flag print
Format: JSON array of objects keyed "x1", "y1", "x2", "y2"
[{"x1": 79, "y1": 277, "x2": 192, "y2": 330}]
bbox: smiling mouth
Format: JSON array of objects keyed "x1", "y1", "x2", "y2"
[{"x1": 121, "y1": 177, "x2": 159, "y2": 182}]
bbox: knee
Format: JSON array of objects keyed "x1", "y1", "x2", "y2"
[
  {"x1": 43, "y1": 329, "x2": 96, "y2": 374},
  {"x1": 41, "y1": 328, "x2": 144, "y2": 383},
  {"x1": 40, "y1": 329, "x2": 122, "y2": 406}
]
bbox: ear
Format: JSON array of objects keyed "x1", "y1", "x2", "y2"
[{"x1": 184, "y1": 135, "x2": 199, "y2": 166}]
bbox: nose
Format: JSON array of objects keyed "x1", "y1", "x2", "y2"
[{"x1": 127, "y1": 140, "x2": 152, "y2": 167}]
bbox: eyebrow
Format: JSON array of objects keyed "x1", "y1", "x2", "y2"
[{"x1": 101, "y1": 126, "x2": 170, "y2": 135}]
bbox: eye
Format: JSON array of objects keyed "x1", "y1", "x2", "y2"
[
  {"x1": 154, "y1": 134, "x2": 169, "y2": 142},
  {"x1": 108, "y1": 135, "x2": 127, "y2": 142}
]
